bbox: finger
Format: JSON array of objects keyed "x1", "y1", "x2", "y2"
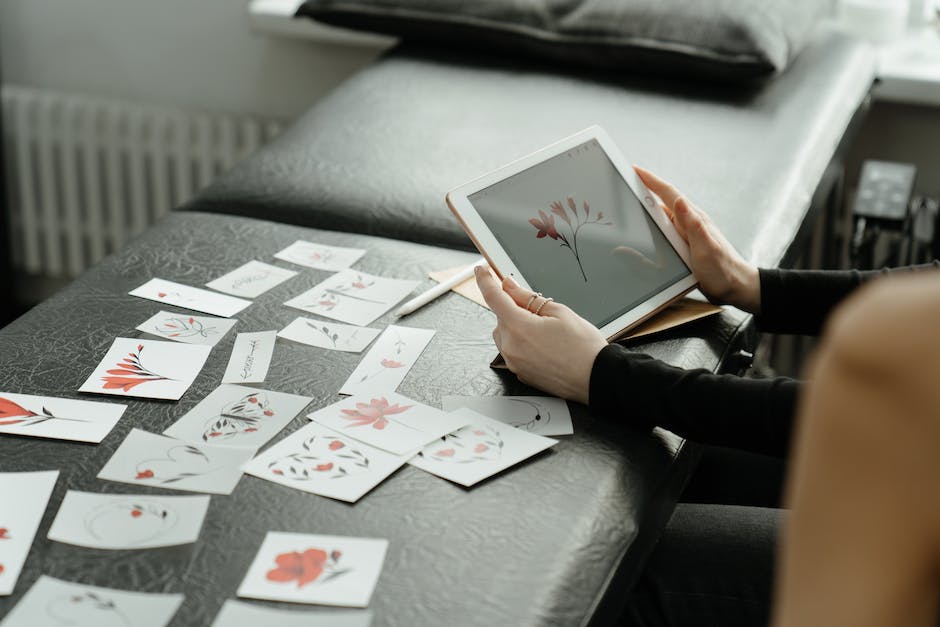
[
  {"x1": 475, "y1": 266, "x2": 527, "y2": 321},
  {"x1": 634, "y1": 166, "x2": 682, "y2": 209},
  {"x1": 674, "y1": 197, "x2": 708, "y2": 242},
  {"x1": 658, "y1": 200, "x2": 675, "y2": 223},
  {"x1": 502, "y1": 276, "x2": 542, "y2": 310}
]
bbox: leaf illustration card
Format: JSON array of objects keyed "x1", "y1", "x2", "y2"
[
  {"x1": 243, "y1": 422, "x2": 409, "y2": 503},
  {"x1": 137, "y1": 310, "x2": 237, "y2": 347},
  {"x1": 164, "y1": 384, "x2": 312, "y2": 450},
  {"x1": 0, "y1": 393, "x2": 126, "y2": 444},
  {"x1": 212, "y1": 600, "x2": 372, "y2": 627},
  {"x1": 237, "y1": 532, "x2": 388, "y2": 607},
  {"x1": 129, "y1": 278, "x2": 251, "y2": 318},
  {"x1": 222, "y1": 331, "x2": 277, "y2": 385},
  {"x1": 277, "y1": 317, "x2": 381, "y2": 354},
  {"x1": 47, "y1": 491, "x2": 210, "y2": 550},
  {"x1": 441, "y1": 395, "x2": 574, "y2": 437},
  {"x1": 338, "y1": 326, "x2": 435, "y2": 396},
  {"x1": 206, "y1": 260, "x2": 298, "y2": 298},
  {"x1": 97, "y1": 429, "x2": 253, "y2": 495},
  {"x1": 274, "y1": 240, "x2": 366, "y2": 272},
  {"x1": 284, "y1": 270, "x2": 419, "y2": 327},
  {"x1": 0, "y1": 471, "x2": 58, "y2": 596},
  {"x1": 79, "y1": 338, "x2": 211, "y2": 401},
  {"x1": 409, "y1": 408, "x2": 557, "y2": 487},
  {"x1": 0, "y1": 575, "x2": 183, "y2": 627},
  {"x1": 308, "y1": 392, "x2": 469, "y2": 456}
]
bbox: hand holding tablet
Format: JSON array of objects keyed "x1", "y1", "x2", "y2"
[{"x1": 446, "y1": 126, "x2": 697, "y2": 341}]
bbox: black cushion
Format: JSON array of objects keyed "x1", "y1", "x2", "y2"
[{"x1": 298, "y1": 0, "x2": 834, "y2": 81}]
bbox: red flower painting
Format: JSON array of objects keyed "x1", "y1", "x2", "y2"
[
  {"x1": 0, "y1": 528, "x2": 10, "y2": 540},
  {"x1": 0, "y1": 397, "x2": 87, "y2": 429},
  {"x1": 340, "y1": 397, "x2": 413, "y2": 430},
  {"x1": 102, "y1": 344, "x2": 174, "y2": 392},
  {"x1": 529, "y1": 197, "x2": 611, "y2": 281},
  {"x1": 266, "y1": 548, "x2": 346, "y2": 588}
]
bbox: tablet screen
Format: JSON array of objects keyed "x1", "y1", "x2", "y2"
[{"x1": 468, "y1": 139, "x2": 691, "y2": 328}]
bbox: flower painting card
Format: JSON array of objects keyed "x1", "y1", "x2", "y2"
[
  {"x1": 79, "y1": 338, "x2": 211, "y2": 401},
  {"x1": 243, "y1": 422, "x2": 409, "y2": 503},
  {"x1": 274, "y1": 240, "x2": 366, "y2": 272},
  {"x1": 0, "y1": 471, "x2": 58, "y2": 595},
  {"x1": 206, "y1": 260, "x2": 298, "y2": 298},
  {"x1": 409, "y1": 408, "x2": 557, "y2": 487},
  {"x1": 129, "y1": 278, "x2": 251, "y2": 318},
  {"x1": 0, "y1": 393, "x2": 126, "y2": 443},
  {"x1": 136, "y1": 310, "x2": 237, "y2": 347},
  {"x1": 163, "y1": 384, "x2": 312, "y2": 451},
  {"x1": 97, "y1": 429, "x2": 253, "y2": 495},
  {"x1": 338, "y1": 325, "x2": 435, "y2": 396},
  {"x1": 283, "y1": 270, "x2": 419, "y2": 327},
  {"x1": 441, "y1": 395, "x2": 573, "y2": 437},
  {"x1": 277, "y1": 317, "x2": 381, "y2": 354},
  {"x1": 237, "y1": 532, "x2": 388, "y2": 607},
  {"x1": 0, "y1": 575, "x2": 183, "y2": 627},
  {"x1": 47, "y1": 491, "x2": 210, "y2": 550},
  {"x1": 212, "y1": 599, "x2": 373, "y2": 627},
  {"x1": 308, "y1": 392, "x2": 469, "y2": 456}
]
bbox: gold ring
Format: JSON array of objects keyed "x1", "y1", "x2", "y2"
[
  {"x1": 534, "y1": 297, "x2": 554, "y2": 316},
  {"x1": 525, "y1": 292, "x2": 542, "y2": 312}
]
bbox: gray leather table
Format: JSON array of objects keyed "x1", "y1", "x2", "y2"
[{"x1": 0, "y1": 212, "x2": 752, "y2": 626}]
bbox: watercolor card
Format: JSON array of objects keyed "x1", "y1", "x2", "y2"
[
  {"x1": 0, "y1": 393, "x2": 125, "y2": 444},
  {"x1": 284, "y1": 270, "x2": 418, "y2": 327},
  {"x1": 136, "y1": 311, "x2": 237, "y2": 347},
  {"x1": 206, "y1": 261, "x2": 298, "y2": 298},
  {"x1": 338, "y1": 326, "x2": 434, "y2": 396},
  {"x1": 129, "y1": 278, "x2": 250, "y2": 318},
  {"x1": 277, "y1": 317, "x2": 381, "y2": 354},
  {"x1": 221, "y1": 331, "x2": 276, "y2": 385},
  {"x1": 274, "y1": 241, "x2": 366, "y2": 272},
  {"x1": 0, "y1": 471, "x2": 59, "y2": 596},
  {"x1": 441, "y1": 395, "x2": 573, "y2": 437}
]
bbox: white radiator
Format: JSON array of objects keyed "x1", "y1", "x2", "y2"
[{"x1": 2, "y1": 85, "x2": 285, "y2": 278}]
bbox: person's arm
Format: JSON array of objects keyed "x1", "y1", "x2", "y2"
[
  {"x1": 757, "y1": 262, "x2": 940, "y2": 336},
  {"x1": 773, "y1": 272, "x2": 940, "y2": 627},
  {"x1": 589, "y1": 345, "x2": 799, "y2": 458}
]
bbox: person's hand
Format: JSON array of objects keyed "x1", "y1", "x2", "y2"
[
  {"x1": 635, "y1": 166, "x2": 761, "y2": 314},
  {"x1": 475, "y1": 266, "x2": 607, "y2": 405}
]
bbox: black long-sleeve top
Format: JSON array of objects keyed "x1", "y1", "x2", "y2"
[{"x1": 588, "y1": 263, "x2": 940, "y2": 458}]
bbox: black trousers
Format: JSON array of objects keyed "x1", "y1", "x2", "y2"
[{"x1": 623, "y1": 446, "x2": 788, "y2": 627}]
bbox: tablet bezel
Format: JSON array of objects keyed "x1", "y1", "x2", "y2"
[{"x1": 446, "y1": 125, "x2": 698, "y2": 341}]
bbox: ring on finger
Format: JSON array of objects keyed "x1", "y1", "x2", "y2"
[
  {"x1": 525, "y1": 292, "x2": 542, "y2": 312},
  {"x1": 534, "y1": 297, "x2": 554, "y2": 316}
]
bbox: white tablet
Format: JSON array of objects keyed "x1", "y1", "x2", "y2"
[{"x1": 446, "y1": 126, "x2": 697, "y2": 340}]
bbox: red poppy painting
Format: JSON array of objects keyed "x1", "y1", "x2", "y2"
[{"x1": 266, "y1": 547, "x2": 346, "y2": 588}]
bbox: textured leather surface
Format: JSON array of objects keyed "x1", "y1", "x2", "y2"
[
  {"x1": 0, "y1": 212, "x2": 752, "y2": 626},
  {"x1": 183, "y1": 28, "x2": 874, "y2": 270}
]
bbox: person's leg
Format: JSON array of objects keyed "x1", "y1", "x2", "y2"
[
  {"x1": 773, "y1": 273, "x2": 940, "y2": 627},
  {"x1": 625, "y1": 503, "x2": 783, "y2": 627}
]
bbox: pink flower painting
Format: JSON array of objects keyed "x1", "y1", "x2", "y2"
[
  {"x1": 340, "y1": 397, "x2": 413, "y2": 430},
  {"x1": 529, "y1": 197, "x2": 611, "y2": 281}
]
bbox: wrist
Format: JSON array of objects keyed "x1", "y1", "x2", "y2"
[{"x1": 733, "y1": 263, "x2": 761, "y2": 314}]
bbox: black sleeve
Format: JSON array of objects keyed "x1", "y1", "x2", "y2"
[
  {"x1": 757, "y1": 261, "x2": 940, "y2": 336},
  {"x1": 589, "y1": 344, "x2": 799, "y2": 458}
]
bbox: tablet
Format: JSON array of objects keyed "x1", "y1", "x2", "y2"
[{"x1": 446, "y1": 126, "x2": 697, "y2": 341}]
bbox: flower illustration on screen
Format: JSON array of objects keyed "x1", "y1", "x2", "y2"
[{"x1": 529, "y1": 197, "x2": 611, "y2": 281}]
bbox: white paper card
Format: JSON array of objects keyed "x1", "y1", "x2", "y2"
[
  {"x1": 0, "y1": 575, "x2": 183, "y2": 627},
  {"x1": 441, "y1": 395, "x2": 574, "y2": 437},
  {"x1": 206, "y1": 261, "x2": 298, "y2": 298},
  {"x1": 0, "y1": 393, "x2": 126, "y2": 444},
  {"x1": 339, "y1": 326, "x2": 435, "y2": 396},
  {"x1": 48, "y1": 491, "x2": 210, "y2": 550},
  {"x1": 79, "y1": 338, "x2": 211, "y2": 401},
  {"x1": 137, "y1": 311, "x2": 237, "y2": 347},
  {"x1": 308, "y1": 392, "x2": 469, "y2": 456},
  {"x1": 164, "y1": 384, "x2": 311, "y2": 450},
  {"x1": 409, "y1": 408, "x2": 557, "y2": 487},
  {"x1": 222, "y1": 331, "x2": 277, "y2": 384},
  {"x1": 237, "y1": 532, "x2": 387, "y2": 607},
  {"x1": 284, "y1": 270, "x2": 419, "y2": 327},
  {"x1": 274, "y1": 240, "x2": 366, "y2": 272},
  {"x1": 0, "y1": 471, "x2": 59, "y2": 596},
  {"x1": 97, "y1": 429, "x2": 253, "y2": 495},
  {"x1": 129, "y1": 278, "x2": 251, "y2": 318},
  {"x1": 278, "y1": 317, "x2": 381, "y2": 354},
  {"x1": 243, "y1": 422, "x2": 409, "y2": 503},
  {"x1": 212, "y1": 600, "x2": 372, "y2": 627}
]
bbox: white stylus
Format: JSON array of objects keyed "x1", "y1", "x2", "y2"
[{"x1": 395, "y1": 258, "x2": 487, "y2": 317}]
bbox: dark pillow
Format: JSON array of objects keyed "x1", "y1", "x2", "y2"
[{"x1": 297, "y1": 0, "x2": 834, "y2": 81}]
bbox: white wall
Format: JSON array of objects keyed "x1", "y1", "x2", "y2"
[{"x1": 0, "y1": 0, "x2": 384, "y2": 119}]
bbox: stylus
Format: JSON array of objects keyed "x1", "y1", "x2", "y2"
[{"x1": 395, "y1": 258, "x2": 486, "y2": 317}]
